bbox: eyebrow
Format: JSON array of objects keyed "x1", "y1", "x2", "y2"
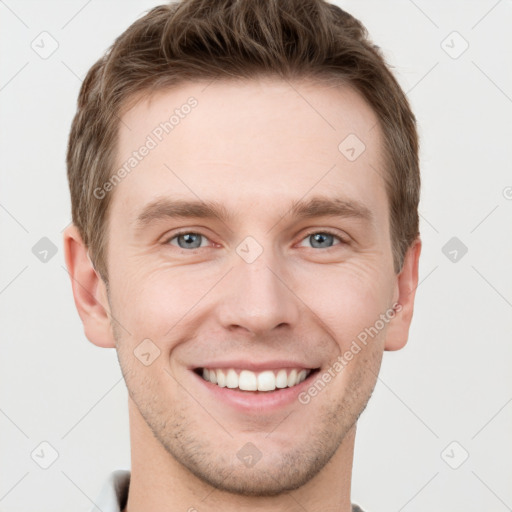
[{"x1": 134, "y1": 195, "x2": 373, "y2": 231}]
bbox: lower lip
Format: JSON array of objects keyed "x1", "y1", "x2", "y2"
[{"x1": 191, "y1": 369, "x2": 319, "y2": 414}]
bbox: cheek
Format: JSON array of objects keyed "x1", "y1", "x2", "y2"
[
  {"x1": 289, "y1": 260, "x2": 393, "y2": 345},
  {"x1": 108, "y1": 263, "x2": 217, "y2": 340}
]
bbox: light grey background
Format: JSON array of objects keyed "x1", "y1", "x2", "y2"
[{"x1": 1, "y1": 1, "x2": 511, "y2": 511}]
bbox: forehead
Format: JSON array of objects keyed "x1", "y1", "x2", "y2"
[{"x1": 111, "y1": 78, "x2": 387, "y2": 226}]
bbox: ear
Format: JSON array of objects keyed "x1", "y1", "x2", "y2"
[
  {"x1": 384, "y1": 238, "x2": 422, "y2": 351},
  {"x1": 63, "y1": 224, "x2": 116, "y2": 348}
]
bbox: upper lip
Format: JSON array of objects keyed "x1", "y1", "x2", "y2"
[{"x1": 192, "y1": 360, "x2": 318, "y2": 372}]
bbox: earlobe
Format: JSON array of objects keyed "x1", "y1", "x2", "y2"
[
  {"x1": 384, "y1": 238, "x2": 422, "y2": 351},
  {"x1": 63, "y1": 225, "x2": 116, "y2": 348}
]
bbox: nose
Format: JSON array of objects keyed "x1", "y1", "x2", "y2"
[{"x1": 216, "y1": 244, "x2": 300, "y2": 336}]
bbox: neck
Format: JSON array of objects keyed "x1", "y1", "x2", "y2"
[{"x1": 124, "y1": 397, "x2": 356, "y2": 512}]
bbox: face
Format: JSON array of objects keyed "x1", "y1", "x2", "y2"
[{"x1": 95, "y1": 78, "x2": 411, "y2": 495}]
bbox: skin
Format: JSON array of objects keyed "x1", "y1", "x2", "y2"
[{"x1": 64, "y1": 77, "x2": 421, "y2": 512}]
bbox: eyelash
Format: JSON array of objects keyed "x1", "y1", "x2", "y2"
[{"x1": 164, "y1": 229, "x2": 347, "y2": 250}]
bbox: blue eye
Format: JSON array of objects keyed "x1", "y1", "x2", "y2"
[
  {"x1": 300, "y1": 231, "x2": 344, "y2": 249},
  {"x1": 165, "y1": 230, "x2": 345, "y2": 251},
  {"x1": 168, "y1": 232, "x2": 209, "y2": 249}
]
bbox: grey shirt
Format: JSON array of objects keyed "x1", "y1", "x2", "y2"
[{"x1": 89, "y1": 470, "x2": 366, "y2": 512}]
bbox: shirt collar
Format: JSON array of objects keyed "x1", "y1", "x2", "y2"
[{"x1": 89, "y1": 469, "x2": 130, "y2": 512}]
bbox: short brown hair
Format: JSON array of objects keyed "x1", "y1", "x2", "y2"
[{"x1": 67, "y1": 0, "x2": 420, "y2": 280}]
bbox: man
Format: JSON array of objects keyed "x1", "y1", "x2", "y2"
[{"x1": 64, "y1": 0, "x2": 421, "y2": 510}]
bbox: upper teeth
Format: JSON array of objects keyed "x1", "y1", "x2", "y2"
[{"x1": 201, "y1": 368, "x2": 311, "y2": 391}]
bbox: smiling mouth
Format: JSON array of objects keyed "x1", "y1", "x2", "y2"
[{"x1": 194, "y1": 367, "x2": 320, "y2": 392}]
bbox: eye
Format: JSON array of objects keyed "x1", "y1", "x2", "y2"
[
  {"x1": 164, "y1": 230, "x2": 346, "y2": 251},
  {"x1": 167, "y1": 232, "x2": 211, "y2": 249},
  {"x1": 298, "y1": 230, "x2": 345, "y2": 249}
]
